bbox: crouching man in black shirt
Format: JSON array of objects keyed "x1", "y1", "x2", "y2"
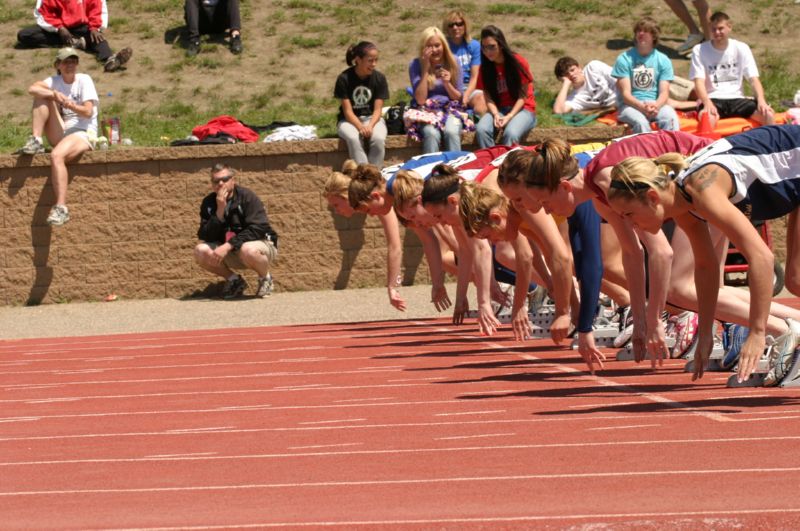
[{"x1": 194, "y1": 163, "x2": 278, "y2": 298}]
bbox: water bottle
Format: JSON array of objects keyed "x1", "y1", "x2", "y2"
[
  {"x1": 794, "y1": 89, "x2": 800, "y2": 107},
  {"x1": 105, "y1": 117, "x2": 121, "y2": 144}
]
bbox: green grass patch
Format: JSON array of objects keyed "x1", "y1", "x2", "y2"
[
  {"x1": 291, "y1": 35, "x2": 324, "y2": 48},
  {"x1": 487, "y1": 3, "x2": 538, "y2": 16},
  {"x1": 0, "y1": 1, "x2": 27, "y2": 23}
]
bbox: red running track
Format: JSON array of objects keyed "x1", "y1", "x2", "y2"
[{"x1": 2, "y1": 307, "x2": 800, "y2": 529}]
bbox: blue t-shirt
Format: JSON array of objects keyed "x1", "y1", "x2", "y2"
[
  {"x1": 409, "y1": 58, "x2": 463, "y2": 106},
  {"x1": 611, "y1": 48, "x2": 674, "y2": 102},
  {"x1": 448, "y1": 39, "x2": 481, "y2": 86}
]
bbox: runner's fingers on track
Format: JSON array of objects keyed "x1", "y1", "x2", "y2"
[
  {"x1": 479, "y1": 308, "x2": 500, "y2": 336},
  {"x1": 452, "y1": 299, "x2": 468, "y2": 325},
  {"x1": 647, "y1": 337, "x2": 668, "y2": 368},
  {"x1": 431, "y1": 286, "x2": 451, "y2": 312},
  {"x1": 512, "y1": 312, "x2": 532, "y2": 341},
  {"x1": 736, "y1": 338, "x2": 763, "y2": 383},
  {"x1": 580, "y1": 345, "x2": 606, "y2": 375},
  {"x1": 691, "y1": 334, "x2": 713, "y2": 381},
  {"x1": 549, "y1": 313, "x2": 570, "y2": 345}
]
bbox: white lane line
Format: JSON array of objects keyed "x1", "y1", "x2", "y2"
[
  {"x1": 518, "y1": 354, "x2": 730, "y2": 423},
  {"x1": 288, "y1": 443, "x2": 363, "y2": 450},
  {"x1": 387, "y1": 377, "x2": 446, "y2": 382},
  {"x1": 298, "y1": 419, "x2": 366, "y2": 425},
  {"x1": 434, "y1": 410, "x2": 506, "y2": 417},
  {"x1": 333, "y1": 397, "x2": 396, "y2": 403},
  {"x1": 4, "y1": 466, "x2": 800, "y2": 496},
  {"x1": 721, "y1": 415, "x2": 800, "y2": 422},
  {"x1": 356, "y1": 365, "x2": 405, "y2": 370},
  {"x1": 145, "y1": 452, "x2": 217, "y2": 458},
  {"x1": 0, "y1": 417, "x2": 40, "y2": 424},
  {"x1": 588, "y1": 424, "x2": 660, "y2": 431},
  {"x1": 88, "y1": 507, "x2": 800, "y2": 529},
  {"x1": 0, "y1": 366, "x2": 404, "y2": 392},
  {"x1": 3, "y1": 415, "x2": 797, "y2": 444},
  {"x1": 166, "y1": 427, "x2": 235, "y2": 433},
  {"x1": 5, "y1": 435, "x2": 800, "y2": 466},
  {"x1": 436, "y1": 433, "x2": 515, "y2": 441},
  {"x1": 569, "y1": 402, "x2": 640, "y2": 409},
  {"x1": 24, "y1": 397, "x2": 82, "y2": 404},
  {"x1": 0, "y1": 384, "x2": 425, "y2": 405},
  {"x1": 273, "y1": 384, "x2": 330, "y2": 390},
  {"x1": 4, "y1": 328, "x2": 445, "y2": 358},
  {"x1": 460, "y1": 390, "x2": 517, "y2": 396}
]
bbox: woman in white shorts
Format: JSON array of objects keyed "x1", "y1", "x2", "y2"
[{"x1": 18, "y1": 47, "x2": 99, "y2": 226}]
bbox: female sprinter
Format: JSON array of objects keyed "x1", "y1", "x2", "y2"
[
  {"x1": 324, "y1": 161, "x2": 449, "y2": 312},
  {"x1": 521, "y1": 131, "x2": 711, "y2": 366},
  {"x1": 522, "y1": 131, "x2": 800, "y2": 372},
  {"x1": 607, "y1": 125, "x2": 800, "y2": 383}
]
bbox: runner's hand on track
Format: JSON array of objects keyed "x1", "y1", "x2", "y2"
[
  {"x1": 578, "y1": 331, "x2": 606, "y2": 375},
  {"x1": 734, "y1": 332, "x2": 766, "y2": 383},
  {"x1": 478, "y1": 303, "x2": 499, "y2": 336},
  {"x1": 452, "y1": 298, "x2": 469, "y2": 325},
  {"x1": 511, "y1": 308, "x2": 532, "y2": 341},
  {"x1": 631, "y1": 321, "x2": 647, "y2": 363},
  {"x1": 431, "y1": 284, "x2": 451, "y2": 312},
  {"x1": 691, "y1": 331, "x2": 715, "y2": 381},
  {"x1": 388, "y1": 288, "x2": 407, "y2": 312},
  {"x1": 646, "y1": 317, "x2": 667, "y2": 368},
  {"x1": 550, "y1": 313, "x2": 571, "y2": 344}
]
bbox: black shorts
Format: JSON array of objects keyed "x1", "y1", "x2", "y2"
[{"x1": 708, "y1": 98, "x2": 758, "y2": 119}]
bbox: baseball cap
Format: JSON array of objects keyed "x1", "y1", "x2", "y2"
[{"x1": 56, "y1": 47, "x2": 80, "y2": 61}]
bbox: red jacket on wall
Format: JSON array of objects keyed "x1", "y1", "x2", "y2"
[{"x1": 34, "y1": 0, "x2": 109, "y2": 32}]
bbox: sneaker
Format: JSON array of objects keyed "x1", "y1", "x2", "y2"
[
  {"x1": 676, "y1": 33, "x2": 704, "y2": 55},
  {"x1": 612, "y1": 306, "x2": 633, "y2": 348},
  {"x1": 222, "y1": 274, "x2": 247, "y2": 299},
  {"x1": 672, "y1": 311, "x2": 698, "y2": 358},
  {"x1": 764, "y1": 319, "x2": 800, "y2": 386},
  {"x1": 187, "y1": 39, "x2": 200, "y2": 57},
  {"x1": 719, "y1": 322, "x2": 749, "y2": 369},
  {"x1": 71, "y1": 36, "x2": 86, "y2": 50},
  {"x1": 230, "y1": 34, "x2": 242, "y2": 54},
  {"x1": 46, "y1": 204, "x2": 70, "y2": 226},
  {"x1": 104, "y1": 47, "x2": 133, "y2": 72},
  {"x1": 256, "y1": 273, "x2": 273, "y2": 298},
  {"x1": 17, "y1": 135, "x2": 45, "y2": 155}
]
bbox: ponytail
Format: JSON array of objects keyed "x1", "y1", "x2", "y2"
[{"x1": 347, "y1": 163, "x2": 385, "y2": 209}]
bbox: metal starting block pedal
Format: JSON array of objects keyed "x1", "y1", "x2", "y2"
[
  {"x1": 683, "y1": 342, "x2": 726, "y2": 372},
  {"x1": 615, "y1": 336, "x2": 676, "y2": 361},
  {"x1": 726, "y1": 347, "x2": 800, "y2": 388},
  {"x1": 570, "y1": 324, "x2": 622, "y2": 349}
]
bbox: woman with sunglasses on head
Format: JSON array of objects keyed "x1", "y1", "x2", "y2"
[
  {"x1": 407, "y1": 27, "x2": 472, "y2": 154},
  {"x1": 334, "y1": 41, "x2": 389, "y2": 167},
  {"x1": 606, "y1": 125, "x2": 800, "y2": 384},
  {"x1": 474, "y1": 25, "x2": 536, "y2": 149},
  {"x1": 442, "y1": 10, "x2": 487, "y2": 116}
]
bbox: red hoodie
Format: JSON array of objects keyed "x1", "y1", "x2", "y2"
[{"x1": 36, "y1": 0, "x2": 105, "y2": 32}]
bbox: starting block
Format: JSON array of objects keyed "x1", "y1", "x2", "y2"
[
  {"x1": 729, "y1": 347, "x2": 800, "y2": 388},
  {"x1": 570, "y1": 324, "x2": 622, "y2": 349},
  {"x1": 779, "y1": 348, "x2": 800, "y2": 387},
  {"x1": 683, "y1": 341, "x2": 725, "y2": 372},
  {"x1": 615, "y1": 336, "x2": 676, "y2": 361}
]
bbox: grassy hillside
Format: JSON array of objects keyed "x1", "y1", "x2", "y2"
[{"x1": 1, "y1": 0, "x2": 798, "y2": 152}]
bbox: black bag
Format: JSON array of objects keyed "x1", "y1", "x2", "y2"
[{"x1": 385, "y1": 103, "x2": 406, "y2": 135}]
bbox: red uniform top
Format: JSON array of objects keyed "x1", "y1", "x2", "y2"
[
  {"x1": 477, "y1": 53, "x2": 536, "y2": 113},
  {"x1": 584, "y1": 131, "x2": 714, "y2": 204}
]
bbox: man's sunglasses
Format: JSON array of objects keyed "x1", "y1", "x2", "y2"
[{"x1": 211, "y1": 175, "x2": 233, "y2": 184}]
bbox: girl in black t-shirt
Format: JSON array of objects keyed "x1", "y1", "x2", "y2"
[{"x1": 333, "y1": 42, "x2": 390, "y2": 167}]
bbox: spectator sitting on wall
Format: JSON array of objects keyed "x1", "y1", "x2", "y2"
[
  {"x1": 17, "y1": 0, "x2": 132, "y2": 73},
  {"x1": 552, "y1": 56, "x2": 618, "y2": 115},
  {"x1": 689, "y1": 11, "x2": 774, "y2": 127},
  {"x1": 16, "y1": 47, "x2": 99, "y2": 227},
  {"x1": 185, "y1": 0, "x2": 242, "y2": 57},
  {"x1": 194, "y1": 164, "x2": 278, "y2": 299}
]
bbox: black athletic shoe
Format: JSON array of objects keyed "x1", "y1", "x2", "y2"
[
  {"x1": 230, "y1": 34, "x2": 242, "y2": 55},
  {"x1": 187, "y1": 39, "x2": 200, "y2": 57}
]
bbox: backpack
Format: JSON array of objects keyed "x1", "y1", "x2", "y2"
[{"x1": 385, "y1": 103, "x2": 407, "y2": 135}]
